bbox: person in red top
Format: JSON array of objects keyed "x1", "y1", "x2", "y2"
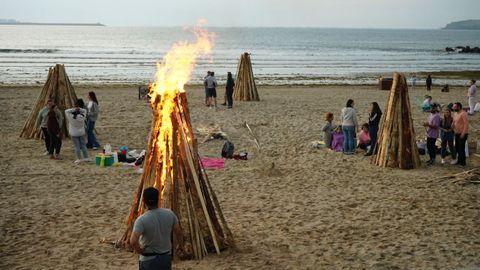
[{"x1": 451, "y1": 102, "x2": 469, "y2": 166}]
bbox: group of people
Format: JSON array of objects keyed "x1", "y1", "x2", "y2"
[
  {"x1": 204, "y1": 71, "x2": 235, "y2": 109},
  {"x1": 423, "y1": 102, "x2": 470, "y2": 166},
  {"x1": 36, "y1": 91, "x2": 101, "y2": 163},
  {"x1": 322, "y1": 100, "x2": 382, "y2": 157},
  {"x1": 322, "y1": 86, "x2": 473, "y2": 167},
  {"x1": 410, "y1": 74, "x2": 433, "y2": 91}
]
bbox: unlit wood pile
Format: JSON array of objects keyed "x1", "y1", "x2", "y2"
[
  {"x1": 373, "y1": 73, "x2": 421, "y2": 169},
  {"x1": 120, "y1": 92, "x2": 233, "y2": 260},
  {"x1": 20, "y1": 64, "x2": 77, "y2": 139},
  {"x1": 233, "y1": 52, "x2": 260, "y2": 101}
]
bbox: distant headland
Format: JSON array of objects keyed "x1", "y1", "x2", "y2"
[
  {"x1": 0, "y1": 19, "x2": 104, "y2": 26},
  {"x1": 443, "y1": 19, "x2": 480, "y2": 30}
]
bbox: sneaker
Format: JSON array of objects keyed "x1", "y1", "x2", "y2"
[
  {"x1": 83, "y1": 157, "x2": 92, "y2": 162},
  {"x1": 74, "y1": 159, "x2": 82, "y2": 164},
  {"x1": 54, "y1": 155, "x2": 63, "y2": 160},
  {"x1": 93, "y1": 147, "x2": 99, "y2": 150},
  {"x1": 43, "y1": 151, "x2": 50, "y2": 156},
  {"x1": 441, "y1": 158, "x2": 445, "y2": 164},
  {"x1": 450, "y1": 159, "x2": 458, "y2": 165},
  {"x1": 426, "y1": 159, "x2": 435, "y2": 165}
]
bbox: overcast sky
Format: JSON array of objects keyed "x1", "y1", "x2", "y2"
[{"x1": 1, "y1": 0, "x2": 478, "y2": 28}]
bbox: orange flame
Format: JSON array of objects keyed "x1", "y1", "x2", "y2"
[{"x1": 148, "y1": 24, "x2": 215, "y2": 193}]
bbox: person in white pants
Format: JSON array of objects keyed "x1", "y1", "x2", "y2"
[{"x1": 467, "y1": 79, "x2": 477, "y2": 115}]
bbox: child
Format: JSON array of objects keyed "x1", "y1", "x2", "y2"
[
  {"x1": 321, "y1": 112, "x2": 335, "y2": 148},
  {"x1": 439, "y1": 108, "x2": 455, "y2": 164},
  {"x1": 422, "y1": 95, "x2": 432, "y2": 112},
  {"x1": 331, "y1": 126, "x2": 344, "y2": 152},
  {"x1": 357, "y1": 123, "x2": 371, "y2": 151}
]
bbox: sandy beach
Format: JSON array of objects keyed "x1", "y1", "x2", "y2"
[{"x1": 0, "y1": 84, "x2": 479, "y2": 269}]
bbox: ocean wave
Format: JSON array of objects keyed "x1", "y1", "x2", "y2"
[{"x1": 0, "y1": 48, "x2": 60, "y2": 54}]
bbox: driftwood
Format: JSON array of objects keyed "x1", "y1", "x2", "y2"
[
  {"x1": 119, "y1": 92, "x2": 233, "y2": 260},
  {"x1": 20, "y1": 64, "x2": 77, "y2": 139},
  {"x1": 372, "y1": 73, "x2": 420, "y2": 169},
  {"x1": 233, "y1": 52, "x2": 260, "y2": 101},
  {"x1": 436, "y1": 168, "x2": 480, "y2": 185},
  {"x1": 244, "y1": 121, "x2": 260, "y2": 149}
]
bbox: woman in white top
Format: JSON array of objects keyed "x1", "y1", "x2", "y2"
[
  {"x1": 341, "y1": 99, "x2": 358, "y2": 154},
  {"x1": 65, "y1": 100, "x2": 90, "y2": 163}
]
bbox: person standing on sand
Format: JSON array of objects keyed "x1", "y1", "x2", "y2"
[
  {"x1": 426, "y1": 74, "x2": 432, "y2": 91},
  {"x1": 365, "y1": 102, "x2": 382, "y2": 156},
  {"x1": 36, "y1": 98, "x2": 56, "y2": 155},
  {"x1": 203, "y1": 71, "x2": 211, "y2": 106},
  {"x1": 411, "y1": 74, "x2": 417, "y2": 91},
  {"x1": 204, "y1": 71, "x2": 217, "y2": 108},
  {"x1": 65, "y1": 100, "x2": 90, "y2": 164},
  {"x1": 225, "y1": 72, "x2": 235, "y2": 109},
  {"x1": 130, "y1": 187, "x2": 182, "y2": 270},
  {"x1": 451, "y1": 102, "x2": 469, "y2": 166},
  {"x1": 47, "y1": 103, "x2": 64, "y2": 160},
  {"x1": 423, "y1": 104, "x2": 440, "y2": 165},
  {"x1": 341, "y1": 99, "x2": 358, "y2": 155},
  {"x1": 86, "y1": 91, "x2": 100, "y2": 149},
  {"x1": 467, "y1": 79, "x2": 477, "y2": 115},
  {"x1": 439, "y1": 108, "x2": 456, "y2": 164}
]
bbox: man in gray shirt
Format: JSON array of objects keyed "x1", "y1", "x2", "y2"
[
  {"x1": 130, "y1": 187, "x2": 181, "y2": 270},
  {"x1": 204, "y1": 71, "x2": 217, "y2": 107}
]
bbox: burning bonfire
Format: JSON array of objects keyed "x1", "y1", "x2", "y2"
[{"x1": 119, "y1": 26, "x2": 233, "y2": 259}]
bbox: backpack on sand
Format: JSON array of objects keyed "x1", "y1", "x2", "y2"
[{"x1": 221, "y1": 141, "x2": 235, "y2": 159}]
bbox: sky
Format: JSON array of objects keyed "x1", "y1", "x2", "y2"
[{"x1": 1, "y1": 0, "x2": 479, "y2": 29}]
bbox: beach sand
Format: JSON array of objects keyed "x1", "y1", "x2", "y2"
[{"x1": 0, "y1": 85, "x2": 479, "y2": 269}]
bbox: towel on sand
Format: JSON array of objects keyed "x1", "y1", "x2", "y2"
[{"x1": 201, "y1": 157, "x2": 225, "y2": 169}]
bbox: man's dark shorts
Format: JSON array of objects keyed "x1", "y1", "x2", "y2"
[
  {"x1": 139, "y1": 254, "x2": 171, "y2": 270},
  {"x1": 206, "y1": 88, "x2": 217, "y2": 98}
]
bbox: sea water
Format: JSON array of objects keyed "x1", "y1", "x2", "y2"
[{"x1": 0, "y1": 26, "x2": 479, "y2": 85}]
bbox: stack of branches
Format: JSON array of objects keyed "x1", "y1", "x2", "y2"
[
  {"x1": 20, "y1": 64, "x2": 77, "y2": 139},
  {"x1": 233, "y1": 52, "x2": 260, "y2": 101},
  {"x1": 437, "y1": 168, "x2": 480, "y2": 185},
  {"x1": 119, "y1": 92, "x2": 234, "y2": 260},
  {"x1": 372, "y1": 73, "x2": 421, "y2": 169}
]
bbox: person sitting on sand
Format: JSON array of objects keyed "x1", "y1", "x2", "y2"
[
  {"x1": 65, "y1": 101, "x2": 90, "y2": 164},
  {"x1": 422, "y1": 95, "x2": 432, "y2": 112},
  {"x1": 357, "y1": 123, "x2": 371, "y2": 151},
  {"x1": 331, "y1": 126, "x2": 344, "y2": 152},
  {"x1": 321, "y1": 112, "x2": 335, "y2": 148},
  {"x1": 47, "y1": 103, "x2": 63, "y2": 160}
]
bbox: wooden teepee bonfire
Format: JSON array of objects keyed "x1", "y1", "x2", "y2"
[
  {"x1": 233, "y1": 52, "x2": 260, "y2": 101},
  {"x1": 372, "y1": 73, "x2": 421, "y2": 169},
  {"x1": 119, "y1": 27, "x2": 233, "y2": 260},
  {"x1": 20, "y1": 64, "x2": 77, "y2": 139}
]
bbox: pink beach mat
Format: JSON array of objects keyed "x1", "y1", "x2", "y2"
[{"x1": 200, "y1": 157, "x2": 225, "y2": 169}]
